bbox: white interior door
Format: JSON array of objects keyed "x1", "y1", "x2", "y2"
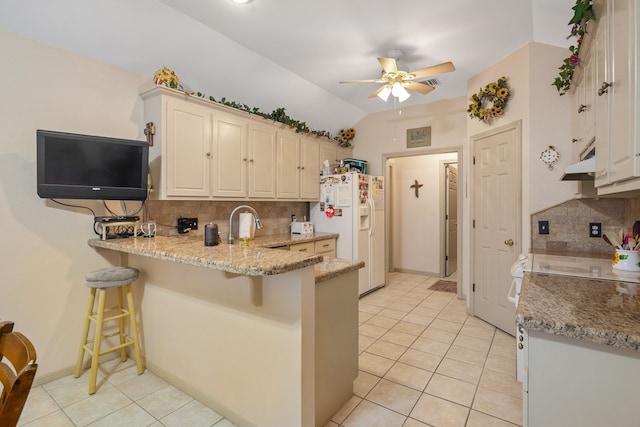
[
  {"x1": 445, "y1": 163, "x2": 458, "y2": 276},
  {"x1": 472, "y1": 122, "x2": 521, "y2": 334}
]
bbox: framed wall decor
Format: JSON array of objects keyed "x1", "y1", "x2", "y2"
[{"x1": 406, "y1": 126, "x2": 431, "y2": 148}]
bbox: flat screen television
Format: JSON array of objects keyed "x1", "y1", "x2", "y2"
[{"x1": 37, "y1": 129, "x2": 149, "y2": 201}]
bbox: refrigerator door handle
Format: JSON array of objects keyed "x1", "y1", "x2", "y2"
[{"x1": 367, "y1": 196, "x2": 375, "y2": 237}]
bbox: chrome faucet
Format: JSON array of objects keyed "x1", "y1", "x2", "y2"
[{"x1": 227, "y1": 205, "x2": 263, "y2": 244}]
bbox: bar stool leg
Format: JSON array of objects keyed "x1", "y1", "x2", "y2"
[
  {"x1": 125, "y1": 284, "x2": 144, "y2": 375},
  {"x1": 117, "y1": 287, "x2": 127, "y2": 361},
  {"x1": 88, "y1": 289, "x2": 107, "y2": 395},
  {"x1": 74, "y1": 288, "x2": 96, "y2": 378}
]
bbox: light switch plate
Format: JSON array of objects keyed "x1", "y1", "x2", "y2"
[{"x1": 538, "y1": 220, "x2": 549, "y2": 235}]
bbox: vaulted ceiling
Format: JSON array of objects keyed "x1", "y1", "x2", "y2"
[
  {"x1": 158, "y1": 0, "x2": 575, "y2": 113},
  {"x1": 0, "y1": 0, "x2": 576, "y2": 123}
]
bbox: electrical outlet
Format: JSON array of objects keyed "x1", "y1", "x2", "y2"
[
  {"x1": 538, "y1": 220, "x2": 549, "y2": 235},
  {"x1": 177, "y1": 217, "x2": 198, "y2": 233},
  {"x1": 590, "y1": 222, "x2": 602, "y2": 238}
]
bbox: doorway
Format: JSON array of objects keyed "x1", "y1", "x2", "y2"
[
  {"x1": 470, "y1": 121, "x2": 521, "y2": 334},
  {"x1": 384, "y1": 149, "x2": 462, "y2": 291},
  {"x1": 443, "y1": 162, "x2": 458, "y2": 277}
]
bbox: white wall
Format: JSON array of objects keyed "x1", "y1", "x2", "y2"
[
  {"x1": 0, "y1": 29, "x2": 149, "y2": 379},
  {"x1": 390, "y1": 154, "x2": 457, "y2": 275},
  {"x1": 351, "y1": 97, "x2": 467, "y2": 175},
  {"x1": 462, "y1": 42, "x2": 574, "y2": 303}
]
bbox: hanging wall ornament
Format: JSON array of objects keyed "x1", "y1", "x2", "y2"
[
  {"x1": 467, "y1": 76, "x2": 511, "y2": 124},
  {"x1": 540, "y1": 145, "x2": 560, "y2": 170}
]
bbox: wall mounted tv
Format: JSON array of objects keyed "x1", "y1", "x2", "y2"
[{"x1": 37, "y1": 129, "x2": 149, "y2": 201}]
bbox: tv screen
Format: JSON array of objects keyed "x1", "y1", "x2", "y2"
[{"x1": 37, "y1": 129, "x2": 149, "y2": 201}]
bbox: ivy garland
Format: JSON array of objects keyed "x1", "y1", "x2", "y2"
[
  {"x1": 552, "y1": 0, "x2": 595, "y2": 95},
  {"x1": 467, "y1": 77, "x2": 511, "y2": 124},
  {"x1": 152, "y1": 67, "x2": 354, "y2": 147}
]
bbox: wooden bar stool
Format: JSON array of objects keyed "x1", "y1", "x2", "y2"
[{"x1": 74, "y1": 267, "x2": 144, "y2": 394}]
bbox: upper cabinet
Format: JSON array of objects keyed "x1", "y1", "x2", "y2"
[
  {"x1": 141, "y1": 86, "x2": 329, "y2": 201},
  {"x1": 319, "y1": 140, "x2": 353, "y2": 172},
  {"x1": 591, "y1": 0, "x2": 640, "y2": 193},
  {"x1": 276, "y1": 130, "x2": 320, "y2": 200}
]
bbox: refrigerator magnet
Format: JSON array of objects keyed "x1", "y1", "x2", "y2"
[{"x1": 325, "y1": 205, "x2": 335, "y2": 218}]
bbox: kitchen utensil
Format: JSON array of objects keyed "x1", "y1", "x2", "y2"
[
  {"x1": 605, "y1": 231, "x2": 623, "y2": 249},
  {"x1": 633, "y1": 221, "x2": 640, "y2": 237},
  {"x1": 603, "y1": 234, "x2": 615, "y2": 247}
]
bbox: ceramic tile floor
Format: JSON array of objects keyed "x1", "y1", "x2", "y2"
[
  {"x1": 19, "y1": 272, "x2": 521, "y2": 427},
  {"x1": 326, "y1": 272, "x2": 522, "y2": 427}
]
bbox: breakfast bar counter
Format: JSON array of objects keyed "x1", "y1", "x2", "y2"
[{"x1": 89, "y1": 235, "x2": 362, "y2": 427}]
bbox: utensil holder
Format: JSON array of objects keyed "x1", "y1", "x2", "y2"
[{"x1": 612, "y1": 249, "x2": 640, "y2": 271}]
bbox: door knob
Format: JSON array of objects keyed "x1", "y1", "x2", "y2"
[{"x1": 504, "y1": 239, "x2": 514, "y2": 246}]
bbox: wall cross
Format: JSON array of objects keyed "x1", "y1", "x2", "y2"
[{"x1": 410, "y1": 179, "x2": 424, "y2": 198}]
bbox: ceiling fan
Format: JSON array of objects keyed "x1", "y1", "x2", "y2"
[{"x1": 340, "y1": 49, "x2": 455, "y2": 102}]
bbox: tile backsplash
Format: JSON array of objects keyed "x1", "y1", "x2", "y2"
[
  {"x1": 531, "y1": 198, "x2": 640, "y2": 254},
  {"x1": 146, "y1": 200, "x2": 309, "y2": 239}
]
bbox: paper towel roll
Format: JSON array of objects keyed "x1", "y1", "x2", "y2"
[{"x1": 238, "y1": 212, "x2": 255, "y2": 240}]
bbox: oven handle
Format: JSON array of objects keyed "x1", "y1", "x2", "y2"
[{"x1": 507, "y1": 279, "x2": 517, "y2": 305}]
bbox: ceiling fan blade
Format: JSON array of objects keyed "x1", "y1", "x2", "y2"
[
  {"x1": 410, "y1": 61, "x2": 455, "y2": 79},
  {"x1": 405, "y1": 81, "x2": 436, "y2": 95},
  {"x1": 378, "y1": 57, "x2": 398, "y2": 74},
  {"x1": 368, "y1": 86, "x2": 387, "y2": 99},
  {"x1": 339, "y1": 79, "x2": 382, "y2": 84}
]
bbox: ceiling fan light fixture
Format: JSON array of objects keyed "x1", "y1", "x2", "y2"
[
  {"x1": 392, "y1": 82, "x2": 410, "y2": 102},
  {"x1": 377, "y1": 85, "x2": 391, "y2": 102},
  {"x1": 231, "y1": 0, "x2": 253, "y2": 4}
]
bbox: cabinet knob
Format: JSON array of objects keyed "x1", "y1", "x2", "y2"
[
  {"x1": 518, "y1": 343, "x2": 524, "y2": 350},
  {"x1": 572, "y1": 138, "x2": 580, "y2": 143},
  {"x1": 598, "y1": 82, "x2": 611, "y2": 96},
  {"x1": 301, "y1": 166, "x2": 305, "y2": 170},
  {"x1": 249, "y1": 159, "x2": 254, "y2": 163},
  {"x1": 504, "y1": 239, "x2": 514, "y2": 246},
  {"x1": 243, "y1": 158, "x2": 248, "y2": 162},
  {"x1": 577, "y1": 104, "x2": 587, "y2": 113},
  {"x1": 206, "y1": 152, "x2": 211, "y2": 158}
]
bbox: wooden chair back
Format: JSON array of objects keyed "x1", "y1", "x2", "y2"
[{"x1": 0, "y1": 321, "x2": 38, "y2": 427}]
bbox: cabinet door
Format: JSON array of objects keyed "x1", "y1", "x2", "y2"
[
  {"x1": 300, "y1": 137, "x2": 320, "y2": 200},
  {"x1": 276, "y1": 131, "x2": 300, "y2": 199},
  {"x1": 212, "y1": 113, "x2": 248, "y2": 197},
  {"x1": 248, "y1": 123, "x2": 277, "y2": 198},
  {"x1": 319, "y1": 140, "x2": 337, "y2": 171},
  {"x1": 606, "y1": 0, "x2": 635, "y2": 184},
  {"x1": 166, "y1": 98, "x2": 212, "y2": 197},
  {"x1": 594, "y1": 7, "x2": 610, "y2": 188},
  {"x1": 337, "y1": 145, "x2": 353, "y2": 163}
]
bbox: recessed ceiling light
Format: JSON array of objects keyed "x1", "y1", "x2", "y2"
[{"x1": 231, "y1": 0, "x2": 252, "y2": 3}]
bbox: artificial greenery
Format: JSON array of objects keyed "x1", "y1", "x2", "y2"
[
  {"x1": 552, "y1": 0, "x2": 596, "y2": 95},
  {"x1": 153, "y1": 67, "x2": 353, "y2": 147},
  {"x1": 467, "y1": 77, "x2": 511, "y2": 124}
]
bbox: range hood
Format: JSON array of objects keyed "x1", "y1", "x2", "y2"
[{"x1": 561, "y1": 157, "x2": 596, "y2": 181}]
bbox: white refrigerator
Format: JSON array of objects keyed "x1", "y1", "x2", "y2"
[{"x1": 310, "y1": 172, "x2": 385, "y2": 296}]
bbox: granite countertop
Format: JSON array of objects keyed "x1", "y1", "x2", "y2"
[
  {"x1": 517, "y1": 272, "x2": 640, "y2": 350},
  {"x1": 88, "y1": 232, "x2": 363, "y2": 282}
]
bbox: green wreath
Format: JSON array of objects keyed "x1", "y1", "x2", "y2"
[{"x1": 467, "y1": 76, "x2": 511, "y2": 124}]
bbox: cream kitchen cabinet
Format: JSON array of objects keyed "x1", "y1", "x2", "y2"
[
  {"x1": 212, "y1": 118, "x2": 277, "y2": 198},
  {"x1": 276, "y1": 130, "x2": 320, "y2": 200},
  {"x1": 141, "y1": 86, "x2": 282, "y2": 200},
  {"x1": 319, "y1": 140, "x2": 353, "y2": 171},
  {"x1": 592, "y1": 0, "x2": 640, "y2": 193},
  {"x1": 571, "y1": 40, "x2": 596, "y2": 161},
  {"x1": 141, "y1": 89, "x2": 213, "y2": 198},
  {"x1": 290, "y1": 237, "x2": 336, "y2": 257}
]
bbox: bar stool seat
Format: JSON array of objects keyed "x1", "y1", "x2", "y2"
[{"x1": 74, "y1": 266, "x2": 144, "y2": 394}]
